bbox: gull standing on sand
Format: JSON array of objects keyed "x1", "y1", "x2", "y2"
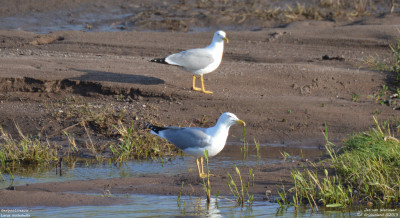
[
  {"x1": 146, "y1": 112, "x2": 245, "y2": 178},
  {"x1": 150, "y1": 30, "x2": 229, "y2": 94}
]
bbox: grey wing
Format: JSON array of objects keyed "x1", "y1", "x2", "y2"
[
  {"x1": 165, "y1": 49, "x2": 214, "y2": 71},
  {"x1": 161, "y1": 127, "x2": 211, "y2": 150}
]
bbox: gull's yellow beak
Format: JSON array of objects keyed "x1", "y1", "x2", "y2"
[
  {"x1": 223, "y1": 37, "x2": 229, "y2": 43},
  {"x1": 235, "y1": 119, "x2": 246, "y2": 126}
]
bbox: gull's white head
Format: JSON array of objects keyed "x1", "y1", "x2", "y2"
[
  {"x1": 217, "y1": 112, "x2": 246, "y2": 127},
  {"x1": 213, "y1": 30, "x2": 229, "y2": 43}
]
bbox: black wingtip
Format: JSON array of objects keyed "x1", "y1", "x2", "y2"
[
  {"x1": 145, "y1": 123, "x2": 166, "y2": 134},
  {"x1": 150, "y1": 58, "x2": 168, "y2": 64}
]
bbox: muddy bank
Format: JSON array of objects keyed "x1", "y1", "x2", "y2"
[
  {"x1": 0, "y1": 0, "x2": 397, "y2": 33},
  {"x1": 0, "y1": 189, "x2": 129, "y2": 207},
  {"x1": 1, "y1": 15, "x2": 400, "y2": 145}
]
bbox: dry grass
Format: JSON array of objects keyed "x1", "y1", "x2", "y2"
[
  {"x1": 109, "y1": 121, "x2": 180, "y2": 162},
  {"x1": 48, "y1": 96, "x2": 126, "y2": 137}
]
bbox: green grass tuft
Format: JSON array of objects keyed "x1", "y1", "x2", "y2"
[
  {"x1": 227, "y1": 165, "x2": 254, "y2": 207},
  {"x1": 202, "y1": 150, "x2": 211, "y2": 204},
  {"x1": 330, "y1": 117, "x2": 400, "y2": 205},
  {"x1": 0, "y1": 125, "x2": 59, "y2": 174},
  {"x1": 286, "y1": 116, "x2": 400, "y2": 210}
]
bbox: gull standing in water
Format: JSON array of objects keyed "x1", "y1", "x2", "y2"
[
  {"x1": 150, "y1": 30, "x2": 229, "y2": 94},
  {"x1": 146, "y1": 112, "x2": 245, "y2": 178}
]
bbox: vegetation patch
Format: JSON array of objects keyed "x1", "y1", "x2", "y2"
[
  {"x1": 110, "y1": 121, "x2": 180, "y2": 162},
  {"x1": 0, "y1": 125, "x2": 59, "y2": 175},
  {"x1": 48, "y1": 96, "x2": 127, "y2": 137},
  {"x1": 0, "y1": 96, "x2": 181, "y2": 179},
  {"x1": 282, "y1": 117, "x2": 400, "y2": 210},
  {"x1": 125, "y1": 0, "x2": 393, "y2": 32},
  {"x1": 364, "y1": 35, "x2": 400, "y2": 109},
  {"x1": 227, "y1": 165, "x2": 255, "y2": 207}
]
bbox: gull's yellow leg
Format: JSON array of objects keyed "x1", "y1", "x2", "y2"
[
  {"x1": 197, "y1": 156, "x2": 207, "y2": 178},
  {"x1": 192, "y1": 75, "x2": 202, "y2": 91},
  {"x1": 200, "y1": 75, "x2": 213, "y2": 94}
]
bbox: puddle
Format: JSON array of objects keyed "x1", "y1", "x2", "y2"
[
  {"x1": 0, "y1": 144, "x2": 321, "y2": 191},
  {"x1": 0, "y1": 156, "x2": 266, "y2": 189},
  {"x1": 0, "y1": 6, "x2": 131, "y2": 34},
  {"x1": 0, "y1": 145, "x2": 320, "y2": 189}
]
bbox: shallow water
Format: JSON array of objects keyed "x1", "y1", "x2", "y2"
[
  {"x1": 0, "y1": 146, "x2": 362, "y2": 217},
  {"x1": 0, "y1": 152, "x2": 271, "y2": 189},
  {"x1": 0, "y1": 8, "x2": 131, "y2": 34},
  {"x1": 0, "y1": 142, "x2": 321, "y2": 189},
  {"x1": 3, "y1": 194, "x2": 361, "y2": 217},
  {"x1": 30, "y1": 196, "x2": 275, "y2": 217}
]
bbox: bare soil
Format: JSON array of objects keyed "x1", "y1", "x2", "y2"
[{"x1": 1, "y1": 0, "x2": 400, "y2": 207}]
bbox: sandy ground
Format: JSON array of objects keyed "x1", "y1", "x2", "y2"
[{"x1": 0, "y1": 2, "x2": 400, "y2": 206}]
